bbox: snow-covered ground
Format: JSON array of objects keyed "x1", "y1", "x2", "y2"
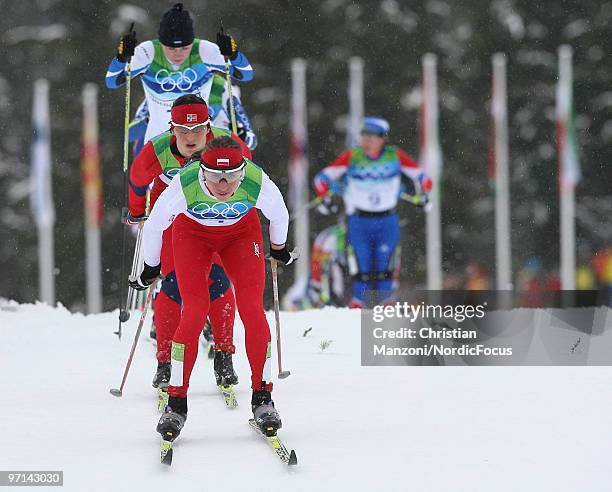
[{"x1": 1, "y1": 302, "x2": 611, "y2": 492}]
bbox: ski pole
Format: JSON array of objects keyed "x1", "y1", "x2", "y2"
[
  {"x1": 220, "y1": 22, "x2": 238, "y2": 134},
  {"x1": 116, "y1": 207, "x2": 145, "y2": 332},
  {"x1": 115, "y1": 35, "x2": 134, "y2": 339},
  {"x1": 134, "y1": 190, "x2": 152, "y2": 312},
  {"x1": 110, "y1": 277, "x2": 159, "y2": 397},
  {"x1": 225, "y1": 61, "x2": 238, "y2": 134},
  {"x1": 122, "y1": 28, "x2": 133, "y2": 173},
  {"x1": 116, "y1": 213, "x2": 130, "y2": 337},
  {"x1": 270, "y1": 258, "x2": 291, "y2": 379},
  {"x1": 126, "y1": 220, "x2": 145, "y2": 311}
]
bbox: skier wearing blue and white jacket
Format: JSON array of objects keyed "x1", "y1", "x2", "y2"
[
  {"x1": 128, "y1": 82, "x2": 257, "y2": 157},
  {"x1": 313, "y1": 117, "x2": 432, "y2": 308},
  {"x1": 106, "y1": 3, "x2": 254, "y2": 144}
]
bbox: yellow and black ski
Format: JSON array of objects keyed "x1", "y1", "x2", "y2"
[
  {"x1": 248, "y1": 419, "x2": 297, "y2": 466},
  {"x1": 219, "y1": 384, "x2": 238, "y2": 408},
  {"x1": 160, "y1": 435, "x2": 174, "y2": 466}
]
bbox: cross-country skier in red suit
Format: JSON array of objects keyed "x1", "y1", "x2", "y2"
[
  {"x1": 127, "y1": 94, "x2": 251, "y2": 400},
  {"x1": 131, "y1": 135, "x2": 296, "y2": 441}
]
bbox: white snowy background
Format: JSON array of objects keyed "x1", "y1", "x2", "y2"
[{"x1": 2, "y1": 303, "x2": 611, "y2": 491}]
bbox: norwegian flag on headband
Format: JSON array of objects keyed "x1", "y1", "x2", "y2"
[{"x1": 171, "y1": 103, "x2": 209, "y2": 126}]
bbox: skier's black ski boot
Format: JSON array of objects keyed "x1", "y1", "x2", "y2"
[
  {"x1": 157, "y1": 396, "x2": 187, "y2": 441},
  {"x1": 214, "y1": 350, "x2": 239, "y2": 386},
  {"x1": 252, "y1": 390, "x2": 282, "y2": 437},
  {"x1": 152, "y1": 362, "x2": 171, "y2": 389}
]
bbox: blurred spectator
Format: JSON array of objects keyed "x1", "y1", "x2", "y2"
[
  {"x1": 465, "y1": 261, "x2": 489, "y2": 290},
  {"x1": 546, "y1": 270, "x2": 561, "y2": 291},
  {"x1": 592, "y1": 247, "x2": 612, "y2": 306},
  {"x1": 516, "y1": 257, "x2": 545, "y2": 307},
  {"x1": 576, "y1": 264, "x2": 596, "y2": 290}
]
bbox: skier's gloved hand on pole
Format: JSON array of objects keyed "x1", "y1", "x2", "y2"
[
  {"x1": 117, "y1": 26, "x2": 137, "y2": 63},
  {"x1": 122, "y1": 212, "x2": 147, "y2": 225},
  {"x1": 216, "y1": 31, "x2": 238, "y2": 60},
  {"x1": 128, "y1": 263, "x2": 161, "y2": 291},
  {"x1": 400, "y1": 171, "x2": 432, "y2": 209},
  {"x1": 313, "y1": 172, "x2": 343, "y2": 215},
  {"x1": 267, "y1": 244, "x2": 299, "y2": 266}
]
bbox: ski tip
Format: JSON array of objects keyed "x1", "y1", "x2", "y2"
[
  {"x1": 161, "y1": 448, "x2": 173, "y2": 466},
  {"x1": 289, "y1": 450, "x2": 298, "y2": 466},
  {"x1": 160, "y1": 440, "x2": 173, "y2": 466},
  {"x1": 109, "y1": 388, "x2": 123, "y2": 397}
]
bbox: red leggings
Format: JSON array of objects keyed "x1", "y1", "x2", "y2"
[
  {"x1": 154, "y1": 225, "x2": 236, "y2": 363},
  {"x1": 168, "y1": 210, "x2": 272, "y2": 398}
]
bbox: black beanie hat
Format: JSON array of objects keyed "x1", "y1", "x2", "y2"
[{"x1": 158, "y1": 3, "x2": 194, "y2": 47}]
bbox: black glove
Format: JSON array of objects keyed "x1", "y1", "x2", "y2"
[
  {"x1": 122, "y1": 211, "x2": 147, "y2": 225},
  {"x1": 128, "y1": 263, "x2": 161, "y2": 291},
  {"x1": 117, "y1": 25, "x2": 137, "y2": 62},
  {"x1": 216, "y1": 31, "x2": 238, "y2": 60},
  {"x1": 268, "y1": 246, "x2": 299, "y2": 266}
]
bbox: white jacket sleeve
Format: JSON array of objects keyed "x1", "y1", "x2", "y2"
[
  {"x1": 255, "y1": 171, "x2": 289, "y2": 245},
  {"x1": 130, "y1": 41, "x2": 154, "y2": 74},
  {"x1": 143, "y1": 175, "x2": 187, "y2": 266}
]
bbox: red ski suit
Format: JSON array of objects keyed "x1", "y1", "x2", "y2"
[
  {"x1": 142, "y1": 162, "x2": 289, "y2": 398},
  {"x1": 129, "y1": 130, "x2": 251, "y2": 361}
]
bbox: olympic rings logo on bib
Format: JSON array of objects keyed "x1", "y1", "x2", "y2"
[
  {"x1": 190, "y1": 201, "x2": 250, "y2": 220},
  {"x1": 155, "y1": 67, "x2": 199, "y2": 91}
]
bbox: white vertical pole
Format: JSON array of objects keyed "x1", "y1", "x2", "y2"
[
  {"x1": 421, "y1": 54, "x2": 443, "y2": 290},
  {"x1": 560, "y1": 184, "x2": 576, "y2": 290},
  {"x1": 82, "y1": 84, "x2": 103, "y2": 313},
  {"x1": 32, "y1": 79, "x2": 55, "y2": 305},
  {"x1": 283, "y1": 59, "x2": 310, "y2": 308},
  {"x1": 347, "y1": 56, "x2": 364, "y2": 147},
  {"x1": 492, "y1": 53, "x2": 512, "y2": 290},
  {"x1": 39, "y1": 221, "x2": 55, "y2": 305},
  {"x1": 558, "y1": 46, "x2": 576, "y2": 290}
]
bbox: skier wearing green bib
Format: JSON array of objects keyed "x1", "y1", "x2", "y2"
[
  {"x1": 127, "y1": 95, "x2": 250, "y2": 404},
  {"x1": 134, "y1": 136, "x2": 296, "y2": 441},
  {"x1": 313, "y1": 117, "x2": 432, "y2": 308},
  {"x1": 105, "y1": 2, "x2": 253, "y2": 143}
]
